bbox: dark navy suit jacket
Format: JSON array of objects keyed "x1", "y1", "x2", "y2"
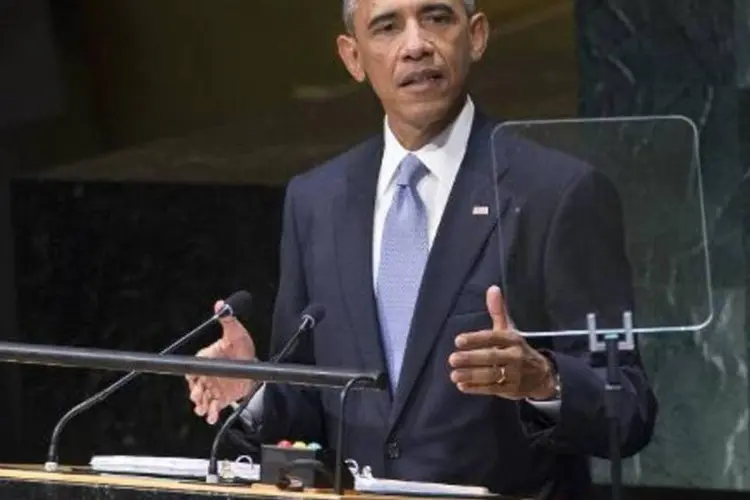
[{"x1": 258, "y1": 111, "x2": 658, "y2": 499}]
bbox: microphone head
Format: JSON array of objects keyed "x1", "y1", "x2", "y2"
[
  {"x1": 219, "y1": 290, "x2": 253, "y2": 321},
  {"x1": 301, "y1": 303, "x2": 326, "y2": 327}
]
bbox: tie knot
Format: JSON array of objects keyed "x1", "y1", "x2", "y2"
[{"x1": 395, "y1": 154, "x2": 427, "y2": 188}]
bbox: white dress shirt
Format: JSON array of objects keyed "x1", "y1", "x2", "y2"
[{"x1": 372, "y1": 96, "x2": 475, "y2": 283}]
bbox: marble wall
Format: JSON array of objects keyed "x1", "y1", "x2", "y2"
[
  {"x1": 737, "y1": 1, "x2": 750, "y2": 89},
  {"x1": 577, "y1": 0, "x2": 750, "y2": 490}
]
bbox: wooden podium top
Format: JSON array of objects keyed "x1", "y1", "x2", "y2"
[
  {"x1": 0, "y1": 464, "x2": 496, "y2": 500},
  {"x1": 0, "y1": 464, "x2": 369, "y2": 499}
]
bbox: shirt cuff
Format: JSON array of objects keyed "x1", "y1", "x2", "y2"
[
  {"x1": 230, "y1": 383, "x2": 266, "y2": 429},
  {"x1": 524, "y1": 351, "x2": 562, "y2": 418}
]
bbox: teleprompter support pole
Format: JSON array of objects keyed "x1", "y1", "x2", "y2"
[{"x1": 587, "y1": 311, "x2": 635, "y2": 500}]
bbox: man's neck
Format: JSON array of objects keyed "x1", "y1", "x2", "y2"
[{"x1": 386, "y1": 94, "x2": 468, "y2": 151}]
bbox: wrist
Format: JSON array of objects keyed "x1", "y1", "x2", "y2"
[
  {"x1": 230, "y1": 380, "x2": 263, "y2": 408},
  {"x1": 529, "y1": 355, "x2": 561, "y2": 400},
  {"x1": 234, "y1": 359, "x2": 261, "y2": 405}
]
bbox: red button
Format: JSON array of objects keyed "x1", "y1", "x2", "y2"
[{"x1": 277, "y1": 440, "x2": 293, "y2": 448}]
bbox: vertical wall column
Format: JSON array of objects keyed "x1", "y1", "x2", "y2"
[
  {"x1": 576, "y1": 0, "x2": 749, "y2": 491},
  {"x1": 737, "y1": 4, "x2": 750, "y2": 484}
]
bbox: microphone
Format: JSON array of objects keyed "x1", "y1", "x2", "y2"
[
  {"x1": 44, "y1": 290, "x2": 253, "y2": 472},
  {"x1": 270, "y1": 304, "x2": 325, "y2": 363},
  {"x1": 205, "y1": 303, "x2": 326, "y2": 483}
]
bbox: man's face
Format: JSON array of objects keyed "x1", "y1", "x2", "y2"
[{"x1": 337, "y1": 0, "x2": 488, "y2": 128}]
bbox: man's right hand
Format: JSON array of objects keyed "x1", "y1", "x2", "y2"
[{"x1": 186, "y1": 299, "x2": 257, "y2": 425}]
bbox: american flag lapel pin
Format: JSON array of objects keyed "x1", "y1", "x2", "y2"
[{"x1": 472, "y1": 205, "x2": 489, "y2": 216}]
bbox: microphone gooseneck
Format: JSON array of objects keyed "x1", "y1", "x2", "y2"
[
  {"x1": 44, "y1": 290, "x2": 253, "y2": 472},
  {"x1": 274, "y1": 303, "x2": 325, "y2": 362},
  {"x1": 205, "y1": 304, "x2": 325, "y2": 483}
]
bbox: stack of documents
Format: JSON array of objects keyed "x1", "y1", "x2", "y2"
[
  {"x1": 89, "y1": 455, "x2": 259, "y2": 481},
  {"x1": 354, "y1": 476, "x2": 491, "y2": 497},
  {"x1": 90, "y1": 455, "x2": 493, "y2": 497},
  {"x1": 347, "y1": 460, "x2": 492, "y2": 497}
]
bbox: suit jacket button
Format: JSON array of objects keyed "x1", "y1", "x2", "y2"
[{"x1": 386, "y1": 441, "x2": 400, "y2": 459}]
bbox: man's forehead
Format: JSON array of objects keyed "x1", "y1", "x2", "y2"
[{"x1": 357, "y1": 0, "x2": 460, "y2": 19}]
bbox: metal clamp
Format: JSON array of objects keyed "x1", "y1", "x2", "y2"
[{"x1": 587, "y1": 311, "x2": 635, "y2": 353}]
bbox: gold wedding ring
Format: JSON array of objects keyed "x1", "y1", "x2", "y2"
[{"x1": 495, "y1": 366, "x2": 507, "y2": 385}]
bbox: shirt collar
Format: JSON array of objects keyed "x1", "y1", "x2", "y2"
[{"x1": 378, "y1": 96, "x2": 475, "y2": 197}]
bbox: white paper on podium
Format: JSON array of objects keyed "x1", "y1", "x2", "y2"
[
  {"x1": 89, "y1": 455, "x2": 259, "y2": 481},
  {"x1": 90, "y1": 456, "x2": 491, "y2": 497},
  {"x1": 354, "y1": 476, "x2": 490, "y2": 497},
  {"x1": 346, "y1": 460, "x2": 491, "y2": 497}
]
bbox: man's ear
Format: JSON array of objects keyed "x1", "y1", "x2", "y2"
[
  {"x1": 467, "y1": 12, "x2": 489, "y2": 62},
  {"x1": 337, "y1": 34, "x2": 367, "y2": 83}
]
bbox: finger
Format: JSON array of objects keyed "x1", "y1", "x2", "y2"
[
  {"x1": 203, "y1": 377, "x2": 228, "y2": 403},
  {"x1": 196, "y1": 343, "x2": 222, "y2": 360},
  {"x1": 213, "y1": 300, "x2": 225, "y2": 316},
  {"x1": 199, "y1": 385, "x2": 213, "y2": 415},
  {"x1": 455, "y1": 382, "x2": 501, "y2": 396},
  {"x1": 486, "y1": 285, "x2": 508, "y2": 331},
  {"x1": 449, "y1": 347, "x2": 517, "y2": 368},
  {"x1": 458, "y1": 383, "x2": 524, "y2": 400},
  {"x1": 215, "y1": 300, "x2": 241, "y2": 331},
  {"x1": 196, "y1": 381, "x2": 215, "y2": 416},
  {"x1": 455, "y1": 330, "x2": 494, "y2": 350},
  {"x1": 189, "y1": 379, "x2": 205, "y2": 405},
  {"x1": 207, "y1": 399, "x2": 221, "y2": 425},
  {"x1": 216, "y1": 308, "x2": 249, "y2": 344},
  {"x1": 454, "y1": 329, "x2": 518, "y2": 351},
  {"x1": 194, "y1": 404, "x2": 206, "y2": 418},
  {"x1": 215, "y1": 299, "x2": 238, "y2": 324},
  {"x1": 456, "y1": 382, "x2": 522, "y2": 399},
  {"x1": 450, "y1": 366, "x2": 506, "y2": 385},
  {"x1": 192, "y1": 390, "x2": 208, "y2": 417}
]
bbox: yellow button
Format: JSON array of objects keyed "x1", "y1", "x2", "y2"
[{"x1": 292, "y1": 441, "x2": 307, "y2": 448}]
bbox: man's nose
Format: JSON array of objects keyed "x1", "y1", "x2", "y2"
[{"x1": 401, "y1": 20, "x2": 433, "y2": 60}]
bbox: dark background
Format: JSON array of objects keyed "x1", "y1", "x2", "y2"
[{"x1": 0, "y1": 1, "x2": 748, "y2": 499}]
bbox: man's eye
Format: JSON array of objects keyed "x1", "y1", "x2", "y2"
[
  {"x1": 374, "y1": 22, "x2": 396, "y2": 34},
  {"x1": 427, "y1": 13, "x2": 452, "y2": 24}
]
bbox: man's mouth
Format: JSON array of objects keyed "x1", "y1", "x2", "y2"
[{"x1": 399, "y1": 69, "x2": 446, "y2": 89}]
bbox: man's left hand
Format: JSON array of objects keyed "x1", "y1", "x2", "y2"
[{"x1": 449, "y1": 285, "x2": 558, "y2": 400}]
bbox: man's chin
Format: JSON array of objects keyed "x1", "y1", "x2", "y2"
[{"x1": 400, "y1": 98, "x2": 461, "y2": 128}]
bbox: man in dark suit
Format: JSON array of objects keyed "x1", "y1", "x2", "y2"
[{"x1": 186, "y1": 0, "x2": 658, "y2": 498}]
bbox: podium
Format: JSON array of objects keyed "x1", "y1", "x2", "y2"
[
  {"x1": 0, "y1": 464, "x2": 393, "y2": 500},
  {"x1": 0, "y1": 465, "x2": 529, "y2": 500}
]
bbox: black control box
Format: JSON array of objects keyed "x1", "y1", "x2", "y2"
[{"x1": 259, "y1": 444, "x2": 354, "y2": 490}]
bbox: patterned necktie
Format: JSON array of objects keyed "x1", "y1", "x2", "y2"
[{"x1": 376, "y1": 154, "x2": 429, "y2": 390}]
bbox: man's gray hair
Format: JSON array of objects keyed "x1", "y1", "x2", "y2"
[{"x1": 342, "y1": 0, "x2": 477, "y2": 31}]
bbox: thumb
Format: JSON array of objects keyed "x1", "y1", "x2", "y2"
[
  {"x1": 213, "y1": 300, "x2": 226, "y2": 317},
  {"x1": 214, "y1": 300, "x2": 245, "y2": 341},
  {"x1": 486, "y1": 285, "x2": 508, "y2": 331}
]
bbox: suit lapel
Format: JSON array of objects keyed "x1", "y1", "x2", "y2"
[
  {"x1": 333, "y1": 136, "x2": 392, "y2": 418},
  {"x1": 388, "y1": 114, "x2": 514, "y2": 428}
]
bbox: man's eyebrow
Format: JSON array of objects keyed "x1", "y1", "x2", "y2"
[
  {"x1": 367, "y1": 10, "x2": 397, "y2": 30},
  {"x1": 419, "y1": 2, "x2": 457, "y2": 16},
  {"x1": 366, "y1": 2, "x2": 456, "y2": 30}
]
